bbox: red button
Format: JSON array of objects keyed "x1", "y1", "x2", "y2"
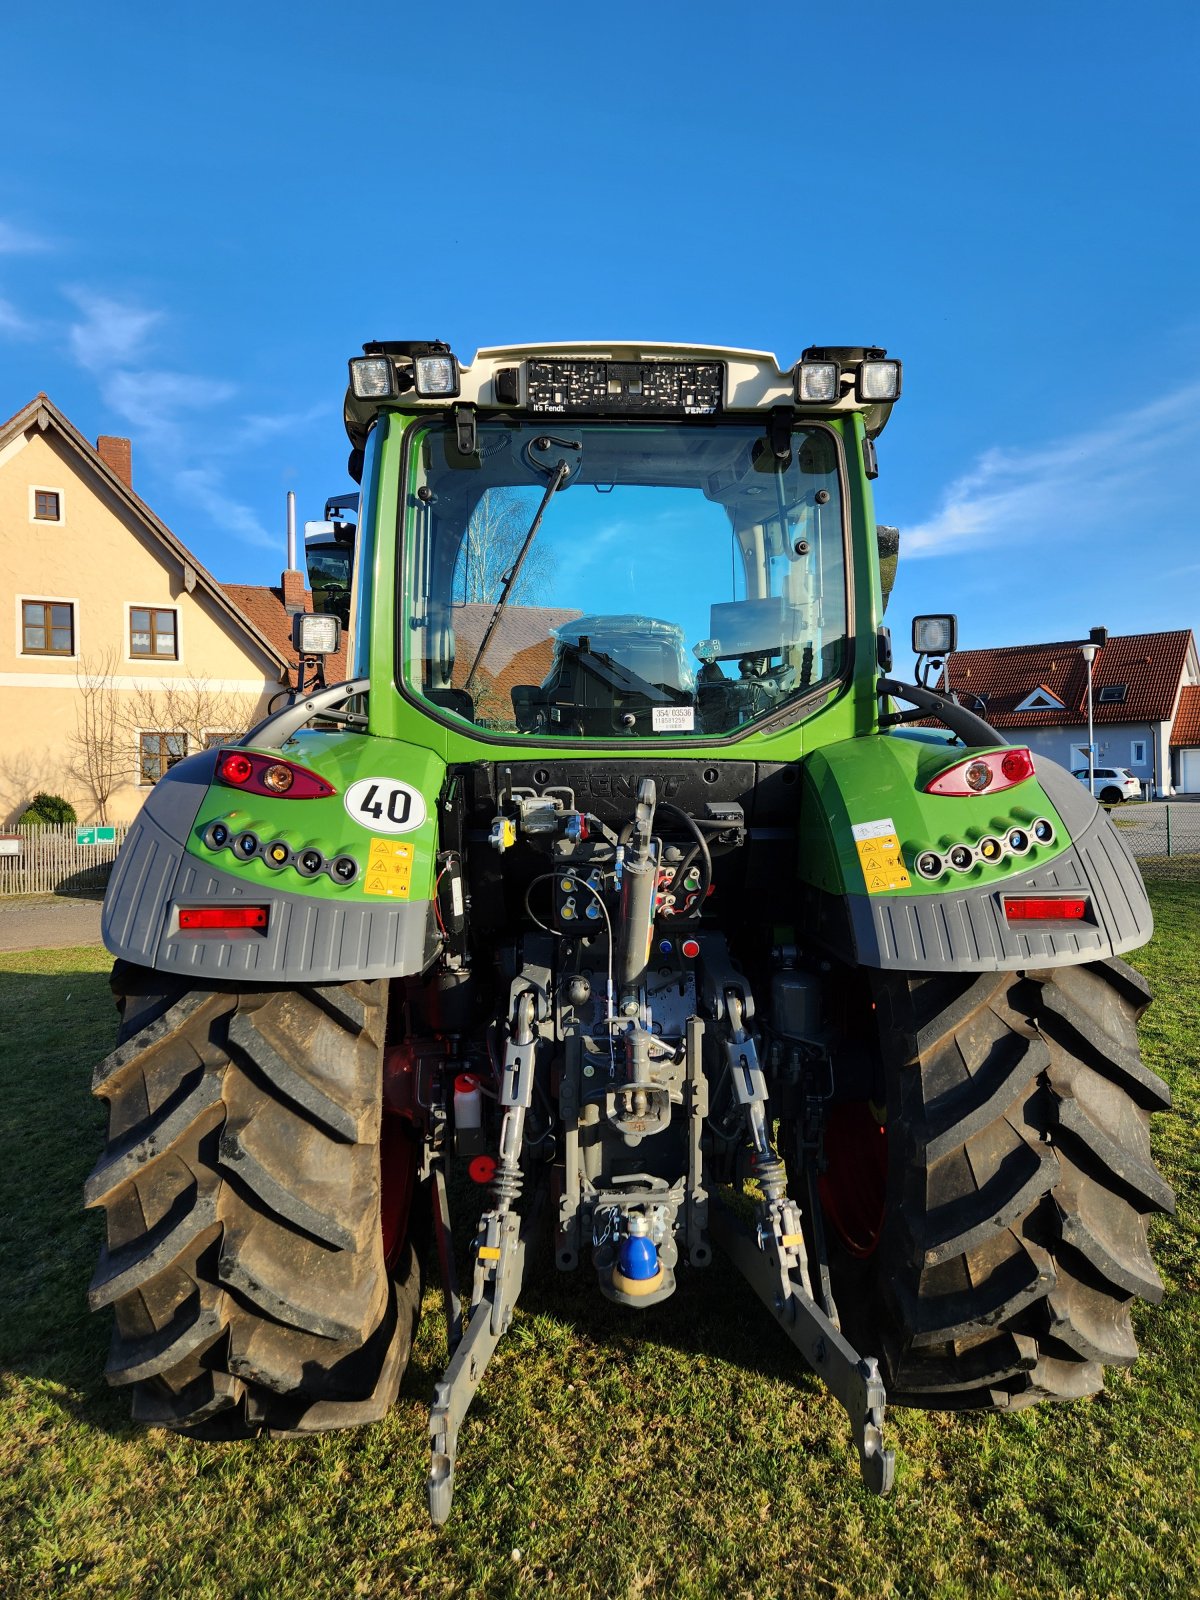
[
  {"x1": 681, "y1": 939, "x2": 700, "y2": 959},
  {"x1": 469, "y1": 1155, "x2": 497, "y2": 1185}
]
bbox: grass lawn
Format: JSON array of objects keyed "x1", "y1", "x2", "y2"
[{"x1": 1, "y1": 894, "x2": 1196, "y2": 1600}]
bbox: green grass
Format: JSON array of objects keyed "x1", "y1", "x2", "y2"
[{"x1": 1, "y1": 907, "x2": 1197, "y2": 1600}]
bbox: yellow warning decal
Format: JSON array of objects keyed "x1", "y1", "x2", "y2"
[
  {"x1": 850, "y1": 816, "x2": 912, "y2": 894},
  {"x1": 363, "y1": 838, "x2": 415, "y2": 898}
]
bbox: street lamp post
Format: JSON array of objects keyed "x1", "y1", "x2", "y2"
[{"x1": 1080, "y1": 640, "x2": 1099, "y2": 796}]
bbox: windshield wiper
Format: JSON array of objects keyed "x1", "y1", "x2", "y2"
[{"x1": 462, "y1": 441, "x2": 580, "y2": 694}]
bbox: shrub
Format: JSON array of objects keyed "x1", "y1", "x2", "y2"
[{"x1": 19, "y1": 792, "x2": 78, "y2": 826}]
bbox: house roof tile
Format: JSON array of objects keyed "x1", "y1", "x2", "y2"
[
  {"x1": 222, "y1": 580, "x2": 349, "y2": 685},
  {"x1": 1170, "y1": 684, "x2": 1200, "y2": 747},
  {"x1": 943, "y1": 631, "x2": 1194, "y2": 728}
]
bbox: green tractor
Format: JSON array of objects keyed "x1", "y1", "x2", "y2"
[{"x1": 85, "y1": 340, "x2": 1173, "y2": 1518}]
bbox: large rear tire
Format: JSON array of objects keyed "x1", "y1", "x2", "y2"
[
  {"x1": 84, "y1": 965, "x2": 422, "y2": 1434},
  {"x1": 822, "y1": 958, "x2": 1174, "y2": 1409}
]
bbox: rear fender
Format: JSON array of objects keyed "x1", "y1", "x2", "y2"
[{"x1": 796, "y1": 732, "x2": 1152, "y2": 972}]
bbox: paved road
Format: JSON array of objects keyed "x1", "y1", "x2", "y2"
[{"x1": 0, "y1": 895, "x2": 105, "y2": 952}]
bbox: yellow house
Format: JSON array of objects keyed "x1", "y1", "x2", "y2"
[{"x1": 0, "y1": 394, "x2": 292, "y2": 824}]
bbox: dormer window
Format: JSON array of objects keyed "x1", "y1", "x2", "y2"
[{"x1": 1014, "y1": 685, "x2": 1065, "y2": 713}]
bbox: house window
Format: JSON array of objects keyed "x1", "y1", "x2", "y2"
[
  {"x1": 130, "y1": 607, "x2": 178, "y2": 659},
  {"x1": 203, "y1": 731, "x2": 234, "y2": 749},
  {"x1": 1098, "y1": 684, "x2": 1128, "y2": 705},
  {"x1": 22, "y1": 599, "x2": 75, "y2": 655},
  {"x1": 1131, "y1": 740, "x2": 1147, "y2": 765},
  {"x1": 139, "y1": 732, "x2": 188, "y2": 784},
  {"x1": 31, "y1": 487, "x2": 64, "y2": 523}
]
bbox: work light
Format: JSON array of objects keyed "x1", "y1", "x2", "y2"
[
  {"x1": 856, "y1": 360, "x2": 902, "y2": 402},
  {"x1": 911, "y1": 614, "x2": 957, "y2": 656},
  {"x1": 414, "y1": 354, "x2": 460, "y2": 397},
  {"x1": 795, "y1": 360, "x2": 840, "y2": 403},
  {"x1": 293, "y1": 613, "x2": 341, "y2": 656},
  {"x1": 348, "y1": 356, "x2": 396, "y2": 399}
]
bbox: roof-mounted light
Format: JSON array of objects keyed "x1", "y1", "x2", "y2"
[
  {"x1": 414, "y1": 353, "x2": 460, "y2": 397},
  {"x1": 857, "y1": 360, "x2": 902, "y2": 403},
  {"x1": 348, "y1": 356, "x2": 396, "y2": 399},
  {"x1": 795, "y1": 360, "x2": 840, "y2": 403}
]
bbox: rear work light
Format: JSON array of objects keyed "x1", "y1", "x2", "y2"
[
  {"x1": 925, "y1": 747, "x2": 1035, "y2": 796},
  {"x1": 1004, "y1": 897, "x2": 1088, "y2": 922},
  {"x1": 216, "y1": 750, "x2": 336, "y2": 799},
  {"x1": 179, "y1": 905, "x2": 269, "y2": 931}
]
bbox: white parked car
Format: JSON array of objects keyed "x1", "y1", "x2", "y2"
[{"x1": 1071, "y1": 766, "x2": 1142, "y2": 804}]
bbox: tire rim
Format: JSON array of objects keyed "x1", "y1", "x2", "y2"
[
  {"x1": 818, "y1": 1101, "x2": 888, "y2": 1258},
  {"x1": 380, "y1": 1112, "x2": 418, "y2": 1272}
]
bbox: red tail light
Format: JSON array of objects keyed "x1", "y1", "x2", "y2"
[
  {"x1": 926, "y1": 747, "x2": 1035, "y2": 796},
  {"x1": 179, "y1": 905, "x2": 270, "y2": 931},
  {"x1": 1003, "y1": 897, "x2": 1087, "y2": 922},
  {"x1": 215, "y1": 749, "x2": 335, "y2": 799}
]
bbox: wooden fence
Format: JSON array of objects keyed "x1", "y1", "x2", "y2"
[{"x1": 0, "y1": 823, "x2": 129, "y2": 896}]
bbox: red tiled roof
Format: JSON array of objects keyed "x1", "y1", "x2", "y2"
[
  {"x1": 943, "y1": 631, "x2": 1193, "y2": 728},
  {"x1": 222, "y1": 575, "x2": 350, "y2": 685},
  {"x1": 1171, "y1": 685, "x2": 1200, "y2": 747}
]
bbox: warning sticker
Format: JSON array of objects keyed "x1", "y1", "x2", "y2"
[
  {"x1": 652, "y1": 705, "x2": 695, "y2": 732},
  {"x1": 850, "y1": 816, "x2": 911, "y2": 893},
  {"x1": 363, "y1": 839, "x2": 415, "y2": 898}
]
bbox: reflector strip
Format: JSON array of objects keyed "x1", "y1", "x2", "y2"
[
  {"x1": 179, "y1": 905, "x2": 269, "y2": 931},
  {"x1": 1004, "y1": 897, "x2": 1087, "y2": 922}
]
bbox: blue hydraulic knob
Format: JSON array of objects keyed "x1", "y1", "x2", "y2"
[{"x1": 617, "y1": 1215, "x2": 659, "y2": 1281}]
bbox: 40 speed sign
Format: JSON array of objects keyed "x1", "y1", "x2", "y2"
[{"x1": 343, "y1": 776, "x2": 427, "y2": 834}]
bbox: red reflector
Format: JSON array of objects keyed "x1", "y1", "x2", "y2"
[
  {"x1": 179, "y1": 905, "x2": 269, "y2": 931},
  {"x1": 469, "y1": 1155, "x2": 497, "y2": 1185},
  {"x1": 1004, "y1": 897, "x2": 1087, "y2": 922}
]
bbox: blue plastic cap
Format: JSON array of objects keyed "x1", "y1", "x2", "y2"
[{"x1": 617, "y1": 1234, "x2": 660, "y2": 1281}]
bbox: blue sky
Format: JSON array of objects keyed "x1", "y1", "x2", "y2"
[{"x1": 2, "y1": 2, "x2": 1197, "y2": 677}]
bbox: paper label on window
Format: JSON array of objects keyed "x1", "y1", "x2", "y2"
[
  {"x1": 850, "y1": 817, "x2": 911, "y2": 893},
  {"x1": 652, "y1": 705, "x2": 695, "y2": 732}
]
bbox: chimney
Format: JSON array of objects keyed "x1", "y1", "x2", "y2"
[
  {"x1": 281, "y1": 568, "x2": 308, "y2": 615},
  {"x1": 97, "y1": 435, "x2": 132, "y2": 487}
]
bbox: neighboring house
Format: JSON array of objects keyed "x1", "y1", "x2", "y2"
[
  {"x1": 939, "y1": 629, "x2": 1200, "y2": 797},
  {"x1": 1170, "y1": 686, "x2": 1200, "y2": 793},
  {"x1": 0, "y1": 394, "x2": 295, "y2": 824}
]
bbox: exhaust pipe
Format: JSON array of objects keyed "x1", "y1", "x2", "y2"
[{"x1": 286, "y1": 490, "x2": 297, "y2": 571}]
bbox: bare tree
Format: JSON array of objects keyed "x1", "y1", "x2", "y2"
[
  {"x1": 69, "y1": 651, "x2": 124, "y2": 824},
  {"x1": 69, "y1": 655, "x2": 262, "y2": 816},
  {"x1": 118, "y1": 676, "x2": 261, "y2": 774},
  {"x1": 453, "y1": 488, "x2": 555, "y2": 605}
]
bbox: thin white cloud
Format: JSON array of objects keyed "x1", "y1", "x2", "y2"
[
  {"x1": 61, "y1": 285, "x2": 323, "y2": 563},
  {"x1": 906, "y1": 380, "x2": 1200, "y2": 557},
  {"x1": 174, "y1": 467, "x2": 280, "y2": 551},
  {"x1": 0, "y1": 221, "x2": 52, "y2": 255},
  {"x1": 0, "y1": 295, "x2": 34, "y2": 338},
  {"x1": 66, "y1": 287, "x2": 165, "y2": 373},
  {"x1": 101, "y1": 369, "x2": 236, "y2": 443}
]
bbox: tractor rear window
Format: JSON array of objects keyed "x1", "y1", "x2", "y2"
[{"x1": 401, "y1": 419, "x2": 848, "y2": 739}]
